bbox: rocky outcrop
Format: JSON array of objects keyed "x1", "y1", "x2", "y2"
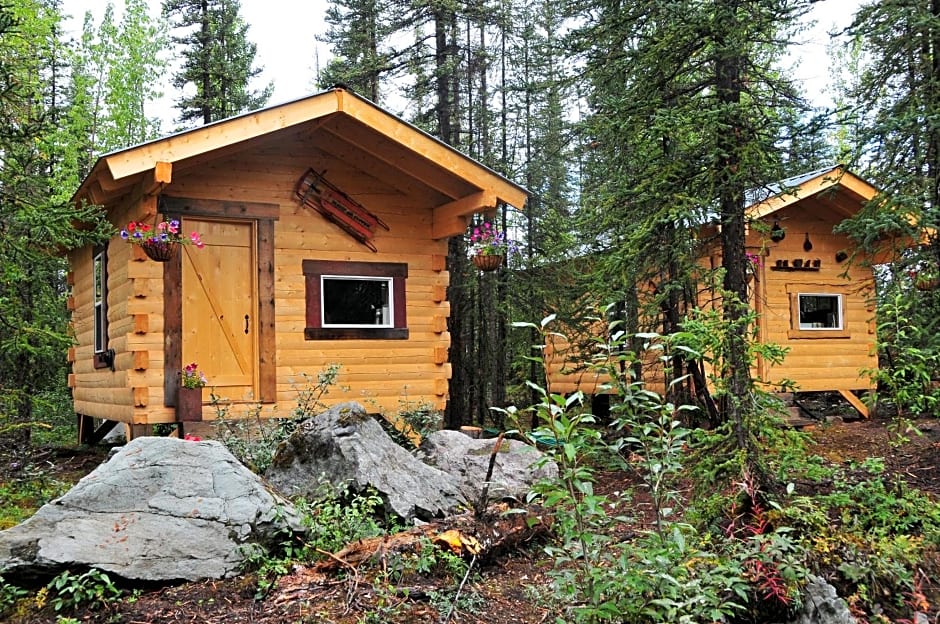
[
  {"x1": 265, "y1": 402, "x2": 465, "y2": 521},
  {"x1": 0, "y1": 437, "x2": 301, "y2": 582}
]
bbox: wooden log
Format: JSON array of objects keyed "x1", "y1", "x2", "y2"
[{"x1": 308, "y1": 504, "x2": 552, "y2": 576}]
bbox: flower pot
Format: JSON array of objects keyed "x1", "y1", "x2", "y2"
[
  {"x1": 177, "y1": 387, "x2": 204, "y2": 422},
  {"x1": 141, "y1": 240, "x2": 179, "y2": 262},
  {"x1": 472, "y1": 254, "x2": 504, "y2": 271}
]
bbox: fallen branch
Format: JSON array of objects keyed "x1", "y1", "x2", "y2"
[
  {"x1": 440, "y1": 553, "x2": 477, "y2": 624},
  {"x1": 308, "y1": 503, "x2": 552, "y2": 575}
]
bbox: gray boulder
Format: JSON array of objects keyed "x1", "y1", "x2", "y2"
[
  {"x1": 786, "y1": 576, "x2": 856, "y2": 624},
  {"x1": 420, "y1": 429, "x2": 558, "y2": 503},
  {"x1": 265, "y1": 402, "x2": 465, "y2": 521},
  {"x1": 0, "y1": 437, "x2": 301, "y2": 582}
]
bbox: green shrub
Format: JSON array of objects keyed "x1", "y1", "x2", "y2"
[
  {"x1": 212, "y1": 365, "x2": 341, "y2": 473},
  {"x1": 0, "y1": 574, "x2": 28, "y2": 615},
  {"x1": 295, "y1": 482, "x2": 388, "y2": 554},
  {"x1": 0, "y1": 465, "x2": 71, "y2": 529},
  {"x1": 47, "y1": 569, "x2": 121, "y2": 613},
  {"x1": 243, "y1": 481, "x2": 389, "y2": 598}
]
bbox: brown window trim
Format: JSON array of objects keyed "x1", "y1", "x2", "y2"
[
  {"x1": 785, "y1": 283, "x2": 851, "y2": 340},
  {"x1": 91, "y1": 244, "x2": 114, "y2": 369},
  {"x1": 303, "y1": 260, "x2": 408, "y2": 340}
]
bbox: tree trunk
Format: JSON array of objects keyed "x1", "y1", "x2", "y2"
[{"x1": 714, "y1": 0, "x2": 754, "y2": 456}]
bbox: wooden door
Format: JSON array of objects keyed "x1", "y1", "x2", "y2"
[{"x1": 181, "y1": 218, "x2": 258, "y2": 402}]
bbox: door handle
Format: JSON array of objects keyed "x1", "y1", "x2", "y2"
[{"x1": 244, "y1": 314, "x2": 249, "y2": 334}]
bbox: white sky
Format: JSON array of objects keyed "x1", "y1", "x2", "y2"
[
  {"x1": 59, "y1": 0, "x2": 858, "y2": 130},
  {"x1": 60, "y1": 0, "x2": 333, "y2": 127}
]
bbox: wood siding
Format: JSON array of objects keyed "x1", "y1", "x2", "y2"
[
  {"x1": 753, "y1": 197, "x2": 876, "y2": 392},
  {"x1": 70, "y1": 196, "x2": 179, "y2": 424}
]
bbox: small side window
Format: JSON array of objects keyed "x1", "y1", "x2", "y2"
[
  {"x1": 798, "y1": 293, "x2": 842, "y2": 330},
  {"x1": 322, "y1": 276, "x2": 393, "y2": 327},
  {"x1": 92, "y1": 246, "x2": 113, "y2": 368},
  {"x1": 303, "y1": 260, "x2": 407, "y2": 340},
  {"x1": 786, "y1": 285, "x2": 850, "y2": 339}
]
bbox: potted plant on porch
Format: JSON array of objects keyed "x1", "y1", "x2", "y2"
[
  {"x1": 469, "y1": 222, "x2": 518, "y2": 271},
  {"x1": 121, "y1": 218, "x2": 205, "y2": 261},
  {"x1": 177, "y1": 362, "x2": 207, "y2": 422}
]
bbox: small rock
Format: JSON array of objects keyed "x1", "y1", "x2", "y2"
[
  {"x1": 786, "y1": 576, "x2": 856, "y2": 624},
  {"x1": 420, "y1": 430, "x2": 558, "y2": 503}
]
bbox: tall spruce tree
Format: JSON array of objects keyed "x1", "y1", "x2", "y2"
[
  {"x1": 572, "y1": 0, "x2": 812, "y2": 460},
  {"x1": 836, "y1": 1, "x2": 940, "y2": 415},
  {"x1": 163, "y1": 0, "x2": 271, "y2": 125},
  {"x1": 319, "y1": 0, "x2": 388, "y2": 100}
]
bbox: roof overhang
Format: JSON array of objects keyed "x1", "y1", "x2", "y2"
[
  {"x1": 73, "y1": 88, "x2": 528, "y2": 238},
  {"x1": 745, "y1": 165, "x2": 878, "y2": 221}
]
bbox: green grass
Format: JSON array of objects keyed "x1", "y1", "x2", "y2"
[{"x1": 0, "y1": 474, "x2": 72, "y2": 529}]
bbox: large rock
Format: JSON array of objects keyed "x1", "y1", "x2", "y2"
[
  {"x1": 786, "y1": 576, "x2": 856, "y2": 624},
  {"x1": 420, "y1": 430, "x2": 558, "y2": 503},
  {"x1": 265, "y1": 402, "x2": 465, "y2": 521},
  {"x1": 0, "y1": 437, "x2": 301, "y2": 582}
]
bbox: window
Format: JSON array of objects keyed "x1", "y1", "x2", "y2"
[
  {"x1": 785, "y1": 284, "x2": 851, "y2": 339},
  {"x1": 322, "y1": 277, "x2": 393, "y2": 327},
  {"x1": 303, "y1": 260, "x2": 408, "y2": 339},
  {"x1": 798, "y1": 293, "x2": 842, "y2": 330},
  {"x1": 92, "y1": 246, "x2": 114, "y2": 369}
]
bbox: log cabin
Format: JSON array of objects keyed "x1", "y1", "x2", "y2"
[
  {"x1": 546, "y1": 165, "x2": 880, "y2": 417},
  {"x1": 67, "y1": 87, "x2": 527, "y2": 442}
]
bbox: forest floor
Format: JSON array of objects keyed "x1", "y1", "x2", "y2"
[{"x1": 7, "y1": 396, "x2": 940, "y2": 623}]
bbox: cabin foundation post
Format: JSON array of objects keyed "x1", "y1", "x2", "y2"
[
  {"x1": 127, "y1": 424, "x2": 154, "y2": 440},
  {"x1": 838, "y1": 390, "x2": 870, "y2": 419},
  {"x1": 77, "y1": 414, "x2": 120, "y2": 446}
]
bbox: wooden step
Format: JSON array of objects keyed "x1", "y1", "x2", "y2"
[{"x1": 783, "y1": 405, "x2": 817, "y2": 429}]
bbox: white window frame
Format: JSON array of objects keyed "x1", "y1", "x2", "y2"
[
  {"x1": 797, "y1": 292, "x2": 843, "y2": 331},
  {"x1": 320, "y1": 275, "x2": 394, "y2": 329}
]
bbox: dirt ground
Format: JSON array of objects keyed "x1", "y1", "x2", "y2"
[{"x1": 9, "y1": 402, "x2": 940, "y2": 624}]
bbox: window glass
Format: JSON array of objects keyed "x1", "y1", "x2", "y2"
[
  {"x1": 93, "y1": 250, "x2": 106, "y2": 352},
  {"x1": 798, "y1": 294, "x2": 841, "y2": 330},
  {"x1": 322, "y1": 276, "x2": 392, "y2": 327}
]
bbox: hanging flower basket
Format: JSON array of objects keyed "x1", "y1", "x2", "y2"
[
  {"x1": 122, "y1": 219, "x2": 205, "y2": 262},
  {"x1": 915, "y1": 276, "x2": 939, "y2": 291},
  {"x1": 472, "y1": 254, "x2": 504, "y2": 271},
  {"x1": 468, "y1": 222, "x2": 517, "y2": 271},
  {"x1": 141, "y1": 240, "x2": 179, "y2": 262}
]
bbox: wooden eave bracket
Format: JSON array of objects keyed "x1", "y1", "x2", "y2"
[
  {"x1": 144, "y1": 161, "x2": 173, "y2": 196},
  {"x1": 432, "y1": 191, "x2": 497, "y2": 240}
]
